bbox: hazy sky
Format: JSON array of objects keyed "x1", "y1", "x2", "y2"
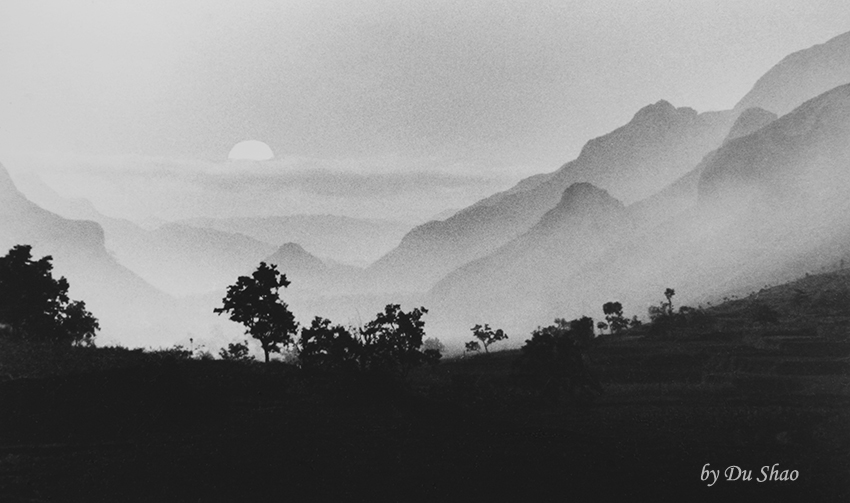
[{"x1": 1, "y1": 0, "x2": 849, "y2": 222}]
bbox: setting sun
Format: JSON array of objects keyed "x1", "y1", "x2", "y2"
[{"x1": 227, "y1": 140, "x2": 274, "y2": 161}]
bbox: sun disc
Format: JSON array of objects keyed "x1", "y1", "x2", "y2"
[{"x1": 228, "y1": 140, "x2": 274, "y2": 161}]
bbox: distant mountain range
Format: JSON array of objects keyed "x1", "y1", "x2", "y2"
[
  {"x1": 4, "y1": 30, "x2": 850, "y2": 348},
  {"x1": 430, "y1": 82, "x2": 850, "y2": 338},
  {"x1": 367, "y1": 101, "x2": 735, "y2": 293},
  {"x1": 179, "y1": 215, "x2": 410, "y2": 268}
]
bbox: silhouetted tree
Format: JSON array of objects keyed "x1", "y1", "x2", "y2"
[
  {"x1": 214, "y1": 262, "x2": 298, "y2": 363},
  {"x1": 0, "y1": 245, "x2": 99, "y2": 345},
  {"x1": 219, "y1": 340, "x2": 254, "y2": 362},
  {"x1": 664, "y1": 288, "x2": 676, "y2": 314},
  {"x1": 602, "y1": 301, "x2": 628, "y2": 334},
  {"x1": 298, "y1": 317, "x2": 359, "y2": 372},
  {"x1": 470, "y1": 323, "x2": 508, "y2": 354},
  {"x1": 465, "y1": 341, "x2": 481, "y2": 354},
  {"x1": 359, "y1": 304, "x2": 429, "y2": 378},
  {"x1": 597, "y1": 321, "x2": 609, "y2": 335}
]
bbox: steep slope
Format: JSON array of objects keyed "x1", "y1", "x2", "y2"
[
  {"x1": 6, "y1": 171, "x2": 290, "y2": 297},
  {"x1": 430, "y1": 183, "x2": 628, "y2": 330},
  {"x1": 628, "y1": 106, "x2": 778, "y2": 226},
  {"x1": 593, "y1": 83, "x2": 850, "y2": 322},
  {"x1": 428, "y1": 84, "x2": 850, "y2": 343},
  {"x1": 368, "y1": 101, "x2": 734, "y2": 292},
  {"x1": 0, "y1": 163, "x2": 177, "y2": 347},
  {"x1": 735, "y1": 30, "x2": 850, "y2": 116},
  {"x1": 7, "y1": 170, "x2": 150, "y2": 253}
]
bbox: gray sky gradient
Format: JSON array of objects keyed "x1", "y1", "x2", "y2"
[{"x1": 1, "y1": 0, "x2": 849, "y2": 222}]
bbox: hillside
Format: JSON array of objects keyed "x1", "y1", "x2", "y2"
[
  {"x1": 431, "y1": 183, "x2": 629, "y2": 328},
  {"x1": 735, "y1": 30, "x2": 850, "y2": 116},
  {"x1": 427, "y1": 83, "x2": 850, "y2": 342},
  {"x1": 0, "y1": 163, "x2": 177, "y2": 347},
  {"x1": 368, "y1": 101, "x2": 734, "y2": 292}
]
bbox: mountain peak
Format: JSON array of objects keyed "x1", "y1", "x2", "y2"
[
  {"x1": 555, "y1": 182, "x2": 623, "y2": 213},
  {"x1": 735, "y1": 30, "x2": 850, "y2": 116},
  {"x1": 700, "y1": 82, "x2": 850, "y2": 203},
  {"x1": 630, "y1": 99, "x2": 699, "y2": 122},
  {"x1": 276, "y1": 242, "x2": 309, "y2": 255},
  {"x1": 265, "y1": 242, "x2": 326, "y2": 273}
]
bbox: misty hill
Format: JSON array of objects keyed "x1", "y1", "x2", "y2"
[
  {"x1": 110, "y1": 223, "x2": 277, "y2": 297},
  {"x1": 6, "y1": 171, "x2": 290, "y2": 297},
  {"x1": 7, "y1": 170, "x2": 150, "y2": 252},
  {"x1": 430, "y1": 183, "x2": 628, "y2": 328},
  {"x1": 0, "y1": 163, "x2": 177, "y2": 347},
  {"x1": 629, "y1": 106, "x2": 778, "y2": 226},
  {"x1": 735, "y1": 30, "x2": 850, "y2": 116},
  {"x1": 179, "y1": 215, "x2": 410, "y2": 267},
  {"x1": 263, "y1": 242, "x2": 363, "y2": 297},
  {"x1": 427, "y1": 83, "x2": 850, "y2": 341},
  {"x1": 368, "y1": 101, "x2": 734, "y2": 292}
]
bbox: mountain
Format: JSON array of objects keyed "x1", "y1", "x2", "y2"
[
  {"x1": 262, "y1": 242, "x2": 363, "y2": 296},
  {"x1": 628, "y1": 106, "x2": 778, "y2": 226},
  {"x1": 179, "y1": 215, "x2": 410, "y2": 267},
  {"x1": 6, "y1": 170, "x2": 150, "y2": 253},
  {"x1": 0, "y1": 162, "x2": 177, "y2": 347},
  {"x1": 368, "y1": 101, "x2": 734, "y2": 292},
  {"x1": 109, "y1": 224, "x2": 277, "y2": 297},
  {"x1": 735, "y1": 30, "x2": 850, "y2": 116},
  {"x1": 427, "y1": 83, "x2": 850, "y2": 342},
  {"x1": 430, "y1": 183, "x2": 628, "y2": 329}
]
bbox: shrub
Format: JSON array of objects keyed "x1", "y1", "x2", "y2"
[
  {"x1": 298, "y1": 317, "x2": 358, "y2": 372},
  {"x1": 358, "y1": 304, "x2": 430, "y2": 379},
  {"x1": 513, "y1": 318, "x2": 602, "y2": 403},
  {"x1": 219, "y1": 341, "x2": 255, "y2": 362}
]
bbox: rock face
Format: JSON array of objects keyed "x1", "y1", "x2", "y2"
[
  {"x1": 0, "y1": 162, "x2": 176, "y2": 347},
  {"x1": 367, "y1": 101, "x2": 733, "y2": 293},
  {"x1": 735, "y1": 30, "x2": 850, "y2": 117}
]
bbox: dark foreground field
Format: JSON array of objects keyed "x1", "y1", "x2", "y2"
[
  {"x1": 1, "y1": 274, "x2": 849, "y2": 502},
  {"x1": 0, "y1": 339, "x2": 847, "y2": 502}
]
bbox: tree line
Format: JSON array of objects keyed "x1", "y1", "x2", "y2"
[{"x1": 4, "y1": 244, "x2": 727, "y2": 401}]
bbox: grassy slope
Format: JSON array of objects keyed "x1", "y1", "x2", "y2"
[{"x1": 0, "y1": 271, "x2": 848, "y2": 501}]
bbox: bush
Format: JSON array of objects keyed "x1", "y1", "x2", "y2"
[
  {"x1": 219, "y1": 341, "x2": 255, "y2": 362},
  {"x1": 359, "y1": 304, "x2": 430, "y2": 379},
  {"x1": 298, "y1": 317, "x2": 358, "y2": 372},
  {"x1": 513, "y1": 318, "x2": 602, "y2": 403}
]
